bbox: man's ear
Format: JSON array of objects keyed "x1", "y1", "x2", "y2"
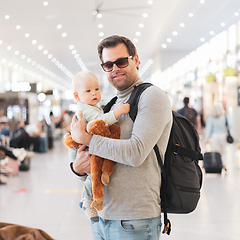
[
  {"x1": 73, "y1": 92, "x2": 80, "y2": 101},
  {"x1": 134, "y1": 54, "x2": 140, "y2": 69}
]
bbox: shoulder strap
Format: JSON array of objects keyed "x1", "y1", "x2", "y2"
[
  {"x1": 127, "y1": 82, "x2": 153, "y2": 122},
  {"x1": 225, "y1": 115, "x2": 230, "y2": 131},
  {"x1": 103, "y1": 96, "x2": 118, "y2": 113}
]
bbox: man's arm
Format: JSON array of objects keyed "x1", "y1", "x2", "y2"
[{"x1": 88, "y1": 86, "x2": 172, "y2": 167}]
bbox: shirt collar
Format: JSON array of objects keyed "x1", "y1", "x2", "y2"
[{"x1": 116, "y1": 78, "x2": 144, "y2": 99}]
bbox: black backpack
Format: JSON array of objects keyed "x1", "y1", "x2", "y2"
[{"x1": 104, "y1": 82, "x2": 203, "y2": 235}]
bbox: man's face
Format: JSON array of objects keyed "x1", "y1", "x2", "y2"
[{"x1": 102, "y1": 43, "x2": 140, "y2": 91}]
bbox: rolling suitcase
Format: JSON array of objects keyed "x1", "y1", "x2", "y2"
[{"x1": 203, "y1": 152, "x2": 223, "y2": 174}]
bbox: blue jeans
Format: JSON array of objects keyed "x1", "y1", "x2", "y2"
[{"x1": 91, "y1": 216, "x2": 162, "y2": 240}]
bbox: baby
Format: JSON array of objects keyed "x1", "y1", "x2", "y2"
[{"x1": 68, "y1": 70, "x2": 129, "y2": 222}]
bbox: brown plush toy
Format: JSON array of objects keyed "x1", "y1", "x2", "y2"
[{"x1": 64, "y1": 119, "x2": 120, "y2": 211}]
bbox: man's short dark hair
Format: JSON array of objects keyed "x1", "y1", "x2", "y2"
[
  {"x1": 97, "y1": 35, "x2": 137, "y2": 63},
  {"x1": 183, "y1": 97, "x2": 189, "y2": 105}
]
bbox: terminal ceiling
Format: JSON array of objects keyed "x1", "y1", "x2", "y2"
[{"x1": 0, "y1": 0, "x2": 240, "y2": 92}]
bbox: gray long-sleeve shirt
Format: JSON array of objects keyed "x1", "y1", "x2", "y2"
[{"x1": 89, "y1": 79, "x2": 172, "y2": 220}]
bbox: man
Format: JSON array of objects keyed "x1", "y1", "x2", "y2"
[
  {"x1": 177, "y1": 97, "x2": 201, "y2": 133},
  {"x1": 70, "y1": 35, "x2": 172, "y2": 240}
]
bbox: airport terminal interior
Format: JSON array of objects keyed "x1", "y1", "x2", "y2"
[{"x1": 1, "y1": 0, "x2": 240, "y2": 239}]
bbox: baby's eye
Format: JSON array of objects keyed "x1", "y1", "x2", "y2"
[
  {"x1": 86, "y1": 90, "x2": 91, "y2": 93},
  {"x1": 95, "y1": 88, "x2": 99, "y2": 91}
]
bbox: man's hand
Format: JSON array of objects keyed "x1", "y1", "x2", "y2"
[
  {"x1": 70, "y1": 111, "x2": 92, "y2": 146},
  {"x1": 73, "y1": 145, "x2": 91, "y2": 175}
]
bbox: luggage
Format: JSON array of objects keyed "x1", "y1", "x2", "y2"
[{"x1": 203, "y1": 152, "x2": 223, "y2": 174}]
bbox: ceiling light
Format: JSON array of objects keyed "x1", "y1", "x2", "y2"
[
  {"x1": 5, "y1": 15, "x2": 10, "y2": 20},
  {"x1": 167, "y1": 38, "x2": 172, "y2": 43},
  {"x1": 32, "y1": 40, "x2": 37, "y2": 44},
  {"x1": 133, "y1": 38, "x2": 138, "y2": 43},
  {"x1": 7, "y1": 46, "x2": 12, "y2": 50},
  {"x1": 0, "y1": 40, "x2": 2, "y2": 45},
  {"x1": 32, "y1": 61, "x2": 36, "y2": 66},
  {"x1": 200, "y1": 0, "x2": 205, "y2": 4},
  {"x1": 99, "y1": 32, "x2": 104, "y2": 37},
  {"x1": 162, "y1": 44, "x2": 167, "y2": 49},
  {"x1": 36, "y1": 64, "x2": 41, "y2": 68},
  {"x1": 221, "y1": 22, "x2": 225, "y2": 27},
  {"x1": 69, "y1": 45, "x2": 74, "y2": 50},
  {"x1": 57, "y1": 24, "x2": 62, "y2": 29},
  {"x1": 38, "y1": 45, "x2": 43, "y2": 50},
  {"x1": 14, "y1": 64, "x2": 18, "y2": 69},
  {"x1": 72, "y1": 50, "x2": 77, "y2": 54},
  {"x1": 74, "y1": 54, "x2": 79, "y2": 58},
  {"x1": 8, "y1": 62, "x2": 13, "y2": 66},
  {"x1": 148, "y1": 0, "x2": 153, "y2": 4},
  {"x1": 136, "y1": 32, "x2": 141, "y2": 36},
  {"x1": 38, "y1": 92, "x2": 46, "y2": 102},
  {"x1": 25, "y1": 33, "x2": 30, "y2": 38},
  {"x1": 15, "y1": 50, "x2": 19, "y2": 55},
  {"x1": 172, "y1": 31, "x2": 178, "y2": 36},
  {"x1": 235, "y1": 12, "x2": 239, "y2": 16},
  {"x1": 200, "y1": 38, "x2": 205, "y2": 42},
  {"x1": 21, "y1": 54, "x2": 26, "y2": 59},
  {"x1": 97, "y1": 13, "x2": 102, "y2": 18},
  {"x1": 188, "y1": 13, "x2": 194, "y2": 17},
  {"x1": 98, "y1": 24, "x2": 103, "y2": 28},
  {"x1": 48, "y1": 54, "x2": 53, "y2": 59},
  {"x1": 62, "y1": 33, "x2": 67, "y2": 37},
  {"x1": 180, "y1": 23, "x2": 185, "y2": 27},
  {"x1": 43, "y1": 1, "x2": 48, "y2": 6},
  {"x1": 209, "y1": 31, "x2": 214, "y2": 35},
  {"x1": 16, "y1": 25, "x2": 21, "y2": 30},
  {"x1": 139, "y1": 23, "x2": 144, "y2": 28},
  {"x1": 27, "y1": 58, "x2": 31, "y2": 63},
  {"x1": 143, "y1": 13, "x2": 148, "y2": 18},
  {"x1": 51, "y1": 58, "x2": 56, "y2": 62},
  {"x1": 2, "y1": 59, "x2": 6, "y2": 63},
  {"x1": 43, "y1": 50, "x2": 48, "y2": 55}
]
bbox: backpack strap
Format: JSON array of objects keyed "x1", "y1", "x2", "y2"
[
  {"x1": 103, "y1": 96, "x2": 118, "y2": 114},
  {"x1": 171, "y1": 144, "x2": 203, "y2": 160},
  {"x1": 127, "y1": 83, "x2": 153, "y2": 122}
]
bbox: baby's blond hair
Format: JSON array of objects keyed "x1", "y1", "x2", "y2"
[{"x1": 72, "y1": 70, "x2": 98, "y2": 92}]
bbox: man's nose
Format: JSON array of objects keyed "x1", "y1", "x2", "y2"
[{"x1": 112, "y1": 63, "x2": 120, "y2": 71}]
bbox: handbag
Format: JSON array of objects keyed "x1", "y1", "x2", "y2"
[{"x1": 225, "y1": 116, "x2": 234, "y2": 144}]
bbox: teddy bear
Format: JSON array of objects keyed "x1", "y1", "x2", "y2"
[{"x1": 64, "y1": 119, "x2": 120, "y2": 211}]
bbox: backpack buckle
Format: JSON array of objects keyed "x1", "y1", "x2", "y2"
[{"x1": 173, "y1": 144, "x2": 179, "y2": 155}]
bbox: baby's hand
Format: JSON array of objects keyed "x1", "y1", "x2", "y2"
[
  {"x1": 120, "y1": 103, "x2": 130, "y2": 115},
  {"x1": 113, "y1": 103, "x2": 130, "y2": 119}
]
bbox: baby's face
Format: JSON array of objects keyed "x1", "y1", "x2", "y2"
[{"x1": 78, "y1": 78, "x2": 101, "y2": 106}]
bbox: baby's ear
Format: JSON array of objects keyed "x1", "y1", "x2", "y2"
[{"x1": 73, "y1": 92, "x2": 80, "y2": 101}]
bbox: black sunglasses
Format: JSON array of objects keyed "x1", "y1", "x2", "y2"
[{"x1": 101, "y1": 56, "x2": 133, "y2": 72}]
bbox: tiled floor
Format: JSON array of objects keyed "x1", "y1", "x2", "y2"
[{"x1": 1, "y1": 136, "x2": 240, "y2": 240}]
